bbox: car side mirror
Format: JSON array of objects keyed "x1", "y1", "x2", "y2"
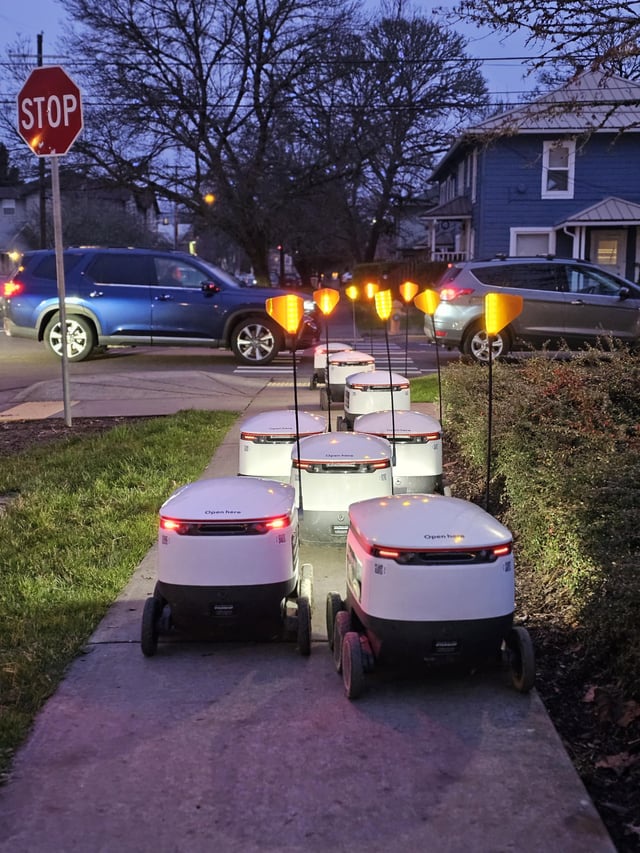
[
  {"x1": 619, "y1": 286, "x2": 630, "y2": 301},
  {"x1": 201, "y1": 282, "x2": 220, "y2": 296}
]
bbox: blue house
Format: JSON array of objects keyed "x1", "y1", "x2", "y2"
[{"x1": 424, "y1": 70, "x2": 640, "y2": 282}]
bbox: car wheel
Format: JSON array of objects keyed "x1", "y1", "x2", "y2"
[
  {"x1": 462, "y1": 321, "x2": 510, "y2": 364},
  {"x1": 44, "y1": 314, "x2": 96, "y2": 362},
  {"x1": 341, "y1": 631, "x2": 365, "y2": 699},
  {"x1": 230, "y1": 315, "x2": 283, "y2": 365}
]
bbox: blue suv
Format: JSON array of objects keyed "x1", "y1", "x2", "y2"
[{"x1": 3, "y1": 248, "x2": 319, "y2": 364}]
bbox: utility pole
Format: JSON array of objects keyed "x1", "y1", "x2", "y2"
[{"x1": 37, "y1": 33, "x2": 47, "y2": 248}]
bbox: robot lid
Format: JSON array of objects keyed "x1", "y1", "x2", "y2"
[
  {"x1": 160, "y1": 476, "x2": 296, "y2": 522},
  {"x1": 291, "y1": 431, "x2": 391, "y2": 464},
  {"x1": 346, "y1": 370, "x2": 409, "y2": 390},
  {"x1": 240, "y1": 410, "x2": 326, "y2": 438},
  {"x1": 354, "y1": 410, "x2": 441, "y2": 438},
  {"x1": 348, "y1": 494, "x2": 512, "y2": 551},
  {"x1": 314, "y1": 342, "x2": 352, "y2": 356},
  {"x1": 328, "y1": 350, "x2": 375, "y2": 366}
]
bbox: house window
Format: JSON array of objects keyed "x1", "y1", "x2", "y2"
[
  {"x1": 2, "y1": 202, "x2": 15, "y2": 216},
  {"x1": 509, "y1": 228, "x2": 555, "y2": 256},
  {"x1": 596, "y1": 240, "x2": 617, "y2": 266},
  {"x1": 541, "y1": 140, "x2": 575, "y2": 199}
]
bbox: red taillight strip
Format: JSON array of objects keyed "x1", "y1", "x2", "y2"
[
  {"x1": 159, "y1": 513, "x2": 291, "y2": 535},
  {"x1": 241, "y1": 431, "x2": 320, "y2": 441},
  {"x1": 350, "y1": 383, "x2": 409, "y2": 391},
  {"x1": 350, "y1": 526, "x2": 512, "y2": 561}
]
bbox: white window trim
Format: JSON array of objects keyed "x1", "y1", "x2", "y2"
[
  {"x1": 509, "y1": 227, "x2": 556, "y2": 256},
  {"x1": 541, "y1": 139, "x2": 575, "y2": 199}
]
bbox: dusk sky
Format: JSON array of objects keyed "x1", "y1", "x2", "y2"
[{"x1": 1, "y1": 0, "x2": 539, "y2": 99}]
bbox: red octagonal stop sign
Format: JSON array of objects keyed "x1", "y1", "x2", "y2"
[{"x1": 17, "y1": 65, "x2": 83, "y2": 157}]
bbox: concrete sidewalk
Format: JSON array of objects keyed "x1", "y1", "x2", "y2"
[{"x1": 0, "y1": 374, "x2": 616, "y2": 852}]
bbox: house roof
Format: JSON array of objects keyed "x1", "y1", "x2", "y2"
[
  {"x1": 473, "y1": 70, "x2": 640, "y2": 135},
  {"x1": 420, "y1": 197, "x2": 472, "y2": 221},
  {"x1": 430, "y1": 70, "x2": 640, "y2": 181},
  {"x1": 557, "y1": 196, "x2": 640, "y2": 227}
]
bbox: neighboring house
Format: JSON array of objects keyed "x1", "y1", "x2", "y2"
[
  {"x1": 423, "y1": 70, "x2": 640, "y2": 281},
  {"x1": 0, "y1": 173, "x2": 159, "y2": 276}
]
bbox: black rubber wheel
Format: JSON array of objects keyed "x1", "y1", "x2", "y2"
[
  {"x1": 44, "y1": 314, "x2": 96, "y2": 362},
  {"x1": 461, "y1": 321, "x2": 510, "y2": 364},
  {"x1": 298, "y1": 562, "x2": 313, "y2": 604},
  {"x1": 230, "y1": 315, "x2": 283, "y2": 365},
  {"x1": 332, "y1": 609, "x2": 351, "y2": 673},
  {"x1": 141, "y1": 595, "x2": 161, "y2": 657},
  {"x1": 326, "y1": 592, "x2": 344, "y2": 650},
  {"x1": 506, "y1": 626, "x2": 536, "y2": 693},
  {"x1": 342, "y1": 631, "x2": 365, "y2": 699},
  {"x1": 297, "y1": 596, "x2": 312, "y2": 657}
]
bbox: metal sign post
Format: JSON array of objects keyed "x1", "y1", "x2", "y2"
[
  {"x1": 50, "y1": 157, "x2": 72, "y2": 425},
  {"x1": 17, "y1": 65, "x2": 84, "y2": 427}
]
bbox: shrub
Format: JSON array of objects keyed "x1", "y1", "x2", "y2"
[{"x1": 441, "y1": 348, "x2": 640, "y2": 694}]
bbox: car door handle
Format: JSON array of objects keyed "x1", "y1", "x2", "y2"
[
  {"x1": 570, "y1": 299, "x2": 585, "y2": 304},
  {"x1": 155, "y1": 294, "x2": 173, "y2": 301},
  {"x1": 89, "y1": 290, "x2": 103, "y2": 297}
]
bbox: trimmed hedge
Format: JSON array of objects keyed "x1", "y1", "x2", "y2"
[{"x1": 441, "y1": 348, "x2": 640, "y2": 694}]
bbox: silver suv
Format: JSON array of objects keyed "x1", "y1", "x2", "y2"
[{"x1": 425, "y1": 257, "x2": 640, "y2": 363}]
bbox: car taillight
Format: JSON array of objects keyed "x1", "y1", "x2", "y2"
[
  {"x1": 2, "y1": 280, "x2": 23, "y2": 298},
  {"x1": 439, "y1": 286, "x2": 475, "y2": 302}
]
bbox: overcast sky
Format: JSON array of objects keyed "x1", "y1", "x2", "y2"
[{"x1": 1, "y1": 0, "x2": 539, "y2": 98}]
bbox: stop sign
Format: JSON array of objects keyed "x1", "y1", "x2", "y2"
[{"x1": 17, "y1": 65, "x2": 83, "y2": 157}]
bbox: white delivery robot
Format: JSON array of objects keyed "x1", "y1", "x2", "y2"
[
  {"x1": 310, "y1": 342, "x2": 353, "y2": 389},
  {"x1": 339, "y1": 370, "x2": 410, "y2": 430},
  {"x1": 290, "y1": 431, "x2": 393, "y2": 543},
  {"x1": 327, "y1": 493, "x2": 535, "y2": 699},
  {"x1": 322, "y1": 350, "x2": 375, "y2": 408},
  {"x1": 354, "y1": 409, "x2": 443, "y2": 494},
  {"x1": 239, "y1": 410, "x2": 326, "y2": 482},
  {"x1": 141, "y1": 477, "x2": 312, "y2": 656}
]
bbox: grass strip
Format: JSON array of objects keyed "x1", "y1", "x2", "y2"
[
  {"x1": 0, "y1": 410, "x2": 237, "y2": 780},
  {"x1": 409, "y1": 373, "x2": 440, "y2": 403}
]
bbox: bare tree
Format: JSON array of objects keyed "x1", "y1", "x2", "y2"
[
  {"x1": 57, "y1": 0, "x2": 356, "y2": 282},
  {"x1": 453, "y1": 0, "x2": 640, "y2": 78},
  {"x1": 297, "y1": 4, "x2": 488, "y2": 262}
]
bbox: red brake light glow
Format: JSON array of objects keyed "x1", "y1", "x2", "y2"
[
  {"x1": 2, "y1": 280, "x2": 23, "y2": 298},
  {"x1": 439, "y1": 286, "x2": 474, "y2": 302},
  {"x1": 160, "y1": 517, "x2": 188, "y2": 534}
]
